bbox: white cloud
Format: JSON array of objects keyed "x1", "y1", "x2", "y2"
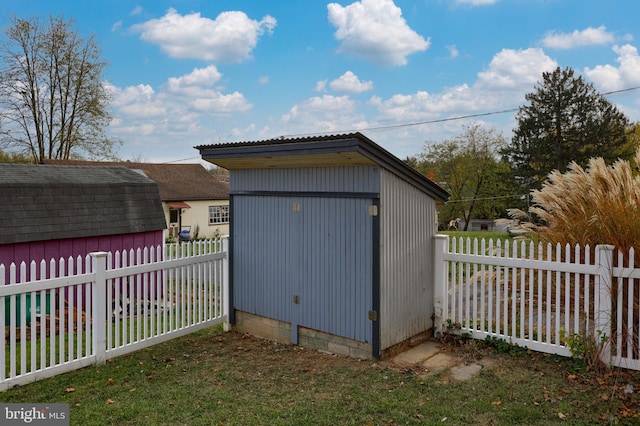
[
  {"x1": 282, "y1": 95, "x2": 356, "y2": 122},
  {"x1": 585, "y1": 44, "x2": 640, "y2": 92},
  {"x1": 446, "y1": 45, "x2": 459, "y2": 58},
  {"x1": 329, "y1": 71, "x2": 373, "y2": 94},
  {"x1": 281, "y1": 95, "x2": 367, "y2": 133},
  {"x1": 130, "y1": 6, "x2": 143, "y2": 16},
  {"x1": 315, "y1": 79, "x2": 328, "y2": 92},
  {"x1": 372, "y1": 48, "x2": 557, "y2": 126},
  {"x1": 107, "y1": 66, "x2": 252, "y2": 146},
  {"x1": 541, "y1": 25, "x2": 614, "y2": 49},
  {"x1": 165, "y1": 66, "x2": 251, "y2": 112},
  {"x1": 476, "y1": 48, "x2": 557, "y2": 91},
  {"x1": 363, "y1": 48, "x2": 565, "y2": 157},
  {"x1": 327, "y1": 0, "x2": 430, "y2": 66},
  {"x1": 166, "y1": 65, "x2": 222, "y2": 91},
  {"x1": 370, "y1": 90, "x2": 445, "y2": 122},
  {"x1": 108, "y1": 83, "x2": 166, "y2": 118},
  {"x1": 583, "y1": 64, "x2": 622, "y2": 92},
  {"x1": 230, "y1": 124, "x2": 256, "y2": 140},
  {"x1": 258, "y1": 76, "x2": 269, "y2": 84},
  {"x1": 191, "y1": 92, "x2": 251, "y2": 113},
  {"x1": 275, "y1": 48, "x2": 558, "y2": 154},
  {"x1": 130, "y1": 8, "x2": 276, "y2": 62}
]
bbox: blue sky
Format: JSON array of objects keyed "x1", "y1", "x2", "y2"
[{"x1": 3, "y1": 0, "x2": 640, "y2": 164}]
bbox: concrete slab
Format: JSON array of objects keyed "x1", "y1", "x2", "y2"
[
  {"x1": 421, "y1": 352, "x2": 457, "y2": 371},
  {"x1": 390, "y1": 340, "x2": 497, "y2": 382},
  {"x1": 391, "y1": 341, "x2": 442, "y2": 367}
]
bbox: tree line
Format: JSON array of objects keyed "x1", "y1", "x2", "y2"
[{"x1": 411, "y1": 67, "x2": 639, "y2": 230}]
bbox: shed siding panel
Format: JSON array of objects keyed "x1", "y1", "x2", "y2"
[
  {"x1": 231, "y1": 166, "x2": 380, "y2": 193},
  {"x1": 379, "y1": 169, "x2": 437, "y2": 350},
  {"x1": 298, "y1": 197, "x2": 372, "y2": 342},
  {"x1": 233, "y1": 194, "x2": 373, "y2": 343},
  {"x1": 233, "y1": 196, "x2": 295, "y2": 322}
]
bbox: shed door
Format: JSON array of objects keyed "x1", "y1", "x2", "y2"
[{"x1": 233, "y1": 195, "x2": 374, "y2": 344}]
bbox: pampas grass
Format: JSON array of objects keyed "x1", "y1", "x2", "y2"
[
  {"x1": 529, "y1": 149, "x2": 640, "y2": 362},
  {"x1": 494, "y1": 150, "x2": 640, "y2": 365},
  {"x1": 530, "y1": 148, "x2": 640, "y2": 260}
]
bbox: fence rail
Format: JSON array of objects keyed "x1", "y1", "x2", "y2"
[
  {"x1": 434, "y1": 235, "x2": 640, "y2": 371},
  {"x1": 0, "y1": 238, "x2": 228, "y2": 391}
]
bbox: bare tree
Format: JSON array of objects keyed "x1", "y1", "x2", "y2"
[{"x1": 0, "y1": 15, "x2": 120, "y2": 162}]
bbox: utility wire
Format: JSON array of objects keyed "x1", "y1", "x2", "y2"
[
  {"x1": 164, "y1": 156, "x2": 202, "y2": 164},
  {"x1": 164, "y1": 86, "x2": 640, "y2": 163},
  {"x1": 602, "y1": 86, "x2": 640, "y2": 96},
  {"x1": 281, "y1": 86, "x2": 640, "y2": 138},
  {"x1": 283, "y1": 109, "x2": 519, "y2": 138},
  {"x1": 358, "y1": 109, "x2": 519, "y2": 132}
]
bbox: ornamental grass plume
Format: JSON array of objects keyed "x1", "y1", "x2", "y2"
[{"x1": 530, "y1": 148, "x2": 640, "y2": 261}]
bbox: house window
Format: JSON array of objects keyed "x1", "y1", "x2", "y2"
[
  {"x1": 209, "y1": 205, "x2": 229, "y2": 224},
  {"x1": 169, "y1": 209, "x2": 179, "y2": 223}
]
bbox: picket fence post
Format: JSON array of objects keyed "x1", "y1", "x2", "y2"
[
  {"x1": 594, "y1": 244, "x2": 615, "y2": 366},
  {"x1": 221, "y1": 237, "x2": 231, "y2": 332},
  {"x1": 91, "y1": 252, "x2": 108, "y2": 365},
  {"x1": 433, "y1": 234, "x2": 448, "y2": 336}
]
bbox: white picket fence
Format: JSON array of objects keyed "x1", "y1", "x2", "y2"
[
  {"x1": 434, "y1": 234, "x2": 640, "y2": 371},
  {"x1": 0, "y1": 238, "x2": 228, "y2": 391}
]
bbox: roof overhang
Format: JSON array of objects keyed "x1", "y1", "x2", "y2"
[
  {"x1": 200, "y1": 151, "x2": 376, "y2": 169},
  {"x1": 167, "y1": 201, "x2": 191, "y2": 209},
  {"x1": 196, "y1": 133, "x2": 450, "y2": 202},
  {"x1": 197, "y1": 137, "x2": 376, "y2": 170}
]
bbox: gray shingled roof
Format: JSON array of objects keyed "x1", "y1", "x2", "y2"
[
  {"x1": 42, "y1": 160, "x2": 229, "y2": 201},
  {"x1": 0, "y1": 164, "x2": 167, "y2": 245}
]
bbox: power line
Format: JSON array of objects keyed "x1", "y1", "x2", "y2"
[
  {"x1": 283, "y1": 109, "x2": 519, "y2": 138},
  {"x1": 281, "y1": 86, "x2": 640, "y2": 138},
  {"x1": 358, "y1": 108, "x2": 519, "y2": 132},
  {"x1": 162, "y1": 86, "x2": 640, "y2": 164},
  {"x1": 164, "y1": 156, "x2": 202, "y2": 164},
  {"x1": 603, "y1": 86, "x2": 640, "y2": 96}
]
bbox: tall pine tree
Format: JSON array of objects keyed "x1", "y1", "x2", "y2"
[{"x1": 503, "y1": 67, "x2": 632, "y2": 191}]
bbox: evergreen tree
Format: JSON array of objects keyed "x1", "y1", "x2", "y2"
[{"x1": 503, "y1": 67, "x2": 632, "y2": 191}]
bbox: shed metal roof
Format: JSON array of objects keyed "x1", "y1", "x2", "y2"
[
  {"x1": 0, "y1": 164, "x2": 167, "y2": 245},
  {"x1": 196, "y1": 132, "x2": 449, "y2": 202}
]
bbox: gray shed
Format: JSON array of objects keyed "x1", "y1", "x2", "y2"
[{"x1": 198, "y1": 133, "x2": 449, "y2": 358}]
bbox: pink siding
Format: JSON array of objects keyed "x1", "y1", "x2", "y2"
[{"x1": 0, "y1": 231, "x2": 163, "y2": 282}]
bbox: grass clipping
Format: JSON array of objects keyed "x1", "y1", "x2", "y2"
[{"x1": 520, "y1": 148, "x2": 640, "y2": 256}]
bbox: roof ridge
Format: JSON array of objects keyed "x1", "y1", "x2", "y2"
[{"x1": 195, "y1": 132, "x2": 367, "y2": 150}]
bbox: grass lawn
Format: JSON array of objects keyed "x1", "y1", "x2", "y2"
[{"x1": 1, "y1": 325, "x2": 639, "y2": 425}]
